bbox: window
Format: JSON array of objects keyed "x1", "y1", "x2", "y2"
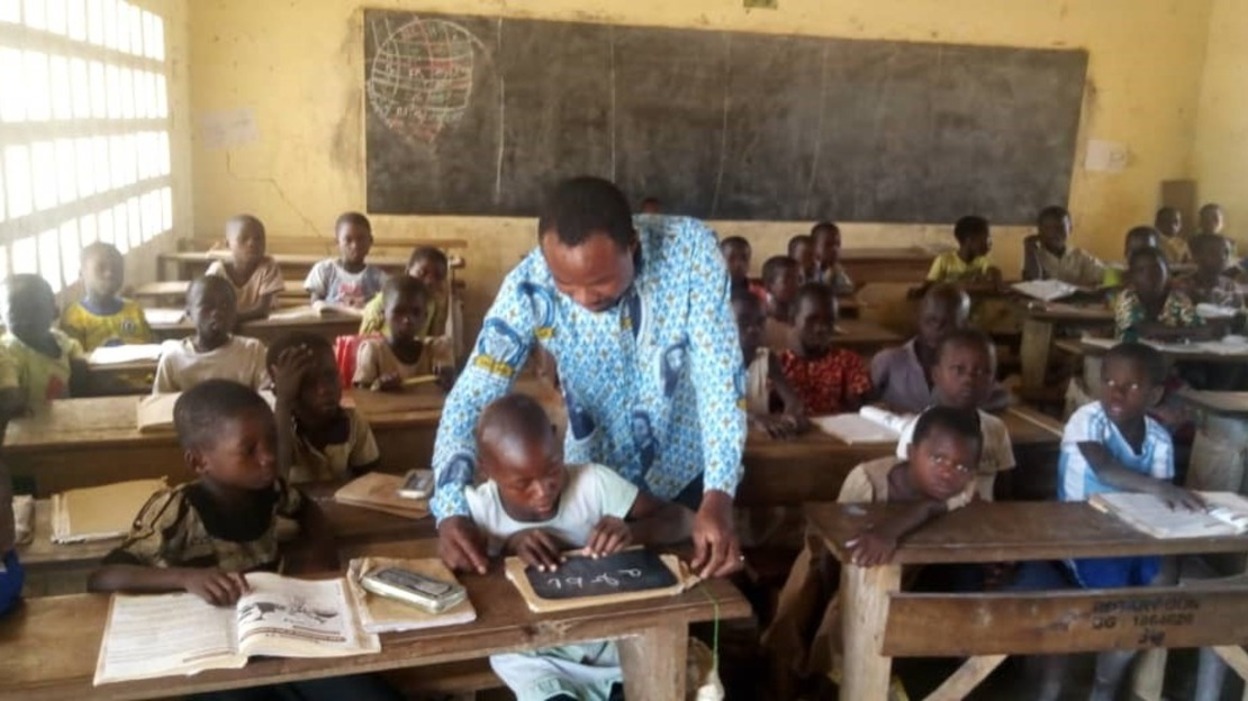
[{"x1": 0, "y1": 0, "x2": 172, "y2": 293}]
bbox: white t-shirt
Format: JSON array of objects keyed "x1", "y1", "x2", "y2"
[
  {"x1": 303, "y1": 260, "x2": 386, "y2": 308},
  {"x1": 894, "y1": 408, "x2": 1015, "y2": 501},
  {"x1": 152, "y1": 335, "x2": 270, "y2": 393},
  {"x1": 464, "y1": 463, "x2": 639, "y2": 556}
]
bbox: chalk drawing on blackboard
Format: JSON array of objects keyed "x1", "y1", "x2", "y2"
[{"x1": 366, "y1": 16, "x2": 488, "y2": 147}]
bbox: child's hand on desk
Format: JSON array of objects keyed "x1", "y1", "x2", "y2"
[
  {"x1": 374, "y1": 373, "x2": 403, "y2": 392},
  {"x1": 272, "y1": 345, "x2": 316, "y2": 403},
  {"x1": 180, "y1": 569, "x2": 250, "y2": 606},
  {"x1": 585, "y1": 516, "x2": 632, "y2": 558},
  {"x1": 1151, "y1": 483, "x2": 1205, "y2": 512},
  {"x1": 506, "y1": 528, "x2": 566, "y2": 573},
  {"x1": 845, "y1": 529, "x2": 897, "y2": 567},
  {"x1": 751, "y1": 414, "x2": 807, "y2": 440}
]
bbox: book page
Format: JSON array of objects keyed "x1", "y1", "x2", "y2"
[
  {"x1": 235, "y1": 573, "x2": 379, "y2": 659},
  {"x1": 88, "y1": 344, "x2": 165, "y2": 366},
  {"x1": 1012, "y1": 280, "x2": 1078, "y2": 302},
  {"x1": 1090, "y1": 492, "x2": 1248, "y2": 538},
  {"x1": 813, "y1": 413, "x2": 900, "y2": 444},
  {"x1": 94, "y1": 592, "x2": 244, "y2": 685}
]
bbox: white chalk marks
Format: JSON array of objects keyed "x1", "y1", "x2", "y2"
[{"x1": 367, "y1": 16, "x2": 487, "y2": 147}]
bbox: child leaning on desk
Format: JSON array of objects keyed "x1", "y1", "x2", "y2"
[
  {"x1": 352, "y1": 276, "x2": 454, "y2": 392},
  {"x1": 761, "y1": 406, "x2": 982, "y2": 698},
  {"x1": 269, "y1": 331, "x2": 381, "y2": 484},
  {"x1": 87, "y1": 380, "x2": 402, "y2": 701},
  {"x1": 452, "y1": 393, "x2": 697, "y2": 701}
]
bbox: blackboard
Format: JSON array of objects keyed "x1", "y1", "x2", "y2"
[
  {"x1": 364, "y1": 11, "x2": 1087, "y2": 224},
  {"x1": 524, "y1": 550, "x2": 678, "y2": 600}
]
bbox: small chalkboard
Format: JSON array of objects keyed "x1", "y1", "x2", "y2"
[{"x1": 524, "y1": 550, "x2": 679, "y2": 600}]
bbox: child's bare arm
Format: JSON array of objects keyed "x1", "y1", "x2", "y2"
[
  {"x1": 270, "y1": 347, "x2": 314, "y2": 479},
  {"x1": 1077, "y1": 442, "x2": 1202, "y2": 509},
  {"x1": 847, "y1": 500, "x2": 947, "y2": 567},
  {"x1": 88, "y1": 565, "x2": 250, "y2": 606}
]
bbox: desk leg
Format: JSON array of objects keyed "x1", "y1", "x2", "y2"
[
  {"x1": 1021, "y1": 318, "x2": 1055, "y2": 393},
  {"x1": 619, "y1": 619, "x2": 689, "y2": 699},
  {"x1": 841, "y1": 563, "x2": 901, "y2": 701}
]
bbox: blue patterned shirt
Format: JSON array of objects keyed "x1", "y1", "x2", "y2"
[{"x1": 430, "y1": 215, "x2": 747, "y2": 521}]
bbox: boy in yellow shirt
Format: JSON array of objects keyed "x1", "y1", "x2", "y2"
[
  {"x1": 60, "y1": 242, "x2": 153, "y2": 351},
  {"x1": 2, "y1": 275, "x2": 87, "y2": 412},
  {"x1": 924, "y1": 215, "x2": 1002, "y2": 289}
]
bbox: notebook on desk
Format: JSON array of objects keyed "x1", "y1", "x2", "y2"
[
  {"x1": 813, "y1": 406, "x2": 911, "y2": 444},
  {"x1": 333, "y1": 472, "x2": 429, "y2": 519},
  {"x1": 51, "y1": 478, "x2": 167, "y2": 544},
  {"x1": 87, "y1": 344, "x2": 164, "y2": 366},
  {"x1": 1090, "y1": 491, "x2": 1248, "y2": 538}
]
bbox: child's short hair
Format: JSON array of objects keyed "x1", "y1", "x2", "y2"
[
  {"x1": 6, "y1": 274, "x2": 54, "y2": 310},
  {"x1": 1200, "y1": 202, "x2": 1223, "y2": 217},
  {"x1": 335, "y1": 211, "x2": 371, "y2": 234},
  {"x1": 787, "y1": 234, "x2": 811, "y2": 257},
  {"x1": 188, "y1": 274, "x2": 237, "y2": 306},
  {"x1": 953, "y1": 215, "x2": 989, "y2": 244},
  {"x1": 1125, "y1": 226, "x2": 1161, "y2": 249},
  {"x1": 1189, "y1": 232, "x2": 1225, "y2": 257},
  {"x1": 476, "y1": 393, "x2": 553, "y2": 453},
  {"x1": 226, "y1": 213, "x2": 264, "y2": 235},
  {"x1": 719, "y1": 236, "x2": 750, "y2": 253},
  {"x1": 1104, "y1": 342, "x2": 1167, "y2": 387},
  {"x1": 174, "y1": 379, "x2": 271, "y2": 451},
  {"x1": 794, "y1": 281, "x2": 836, "y2": 311},
  {"x1": 408, "y1": 246, "x2": 448, "y2": 273},
  {"x1": 1127, "y1": 246, "x2": 1167, "y2": 271},
  {"x1": 81, "y1": 241, "x2": 123, "y2": 267},
  {"x1": 1155, "y1": 206, "x2": 1180, "y2": 222},
  {"x1": 936, "y1": 328, "x2": 994, "y2": 364},
  {"x1": 265, "y1": 331, "x2": 333, "y2": 369},
  {"x1": 761, "y1": 255, "x2": 798, "y2": 286},
  {"x1": 382, "y1": 274, "x2": 429, "y2": 309},
  {"x1": 810, "y1": 221, "x2": 839, "y2": 238},
  {"x1": 1036, "y1": 205, "x2": 1070, "y2": 223},
  {"x1": 911, "y1": 405, "x2": 983, "y2": 449},
  {"x1": 538, "y1": 176, "x2": 633, "y2": 248}
]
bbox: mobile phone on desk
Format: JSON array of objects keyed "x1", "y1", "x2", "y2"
[
  {"x1": 397, "y1": 469, "x2": 434, "y2": 499},
  {"x1": 361, "y1": 567, "x2": 467, "y2": 613}
]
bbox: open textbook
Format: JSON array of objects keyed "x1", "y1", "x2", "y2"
[
  {"x1": 94, "y1": 573, "x2": 380, "y2": 685},
  {"x1": 813, "y1": 406, "x2": 912, "y2": 444},
  {"x1": 1090, "y1": 491, "x2": 1248, "y2": 538}
]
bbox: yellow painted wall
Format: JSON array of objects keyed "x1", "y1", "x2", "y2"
[
  {"x1": 1193, "y1": 0, "x2": 1248, "y2": 237},
  {"x1": 188, "y1": 0, "x2": 1211, "y2": 338}
]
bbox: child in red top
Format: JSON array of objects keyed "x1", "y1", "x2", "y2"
[{"x1": 779, "y1": 282, "x2": 871, "y2": 414}]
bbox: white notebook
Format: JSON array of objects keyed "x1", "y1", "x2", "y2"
[
  {"x1": 814, "y1": 407, "x2": 911, "y2": 444},
  {"x1": 88, "y1": 344, "x2": 164, "y2": 366},
  {"x1": 1090, "y1": 491, "x2": 1248, "y2": 538},
  {"x1": 1012, "y1": 279, "x2": 1080, "y2": 302}
]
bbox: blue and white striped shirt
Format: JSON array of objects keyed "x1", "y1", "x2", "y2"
[{"x1": 1058, "y1": 401, "x2": 1173, "y2": 502}]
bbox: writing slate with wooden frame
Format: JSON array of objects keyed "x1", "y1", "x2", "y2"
[{"x1": 504, "y1": 551, "x2": 696, "y2": 613}]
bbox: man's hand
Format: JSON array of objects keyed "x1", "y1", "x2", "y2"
[
  {"x1": 690, "y1": 490, "x2": 742, "y2": 578},
  {"x1": 505, "y1": 528, "x2": 565, "y2": 572},
  {"x1": 585, "y1": 516, "x2": 632, "y2": 558},
  {"x1": 180, "y1": 569, "x2": 250, "y2": 606},
  {"x1": 845, "y1": 529, "x2": 897, "y2": 567},
  {"x1": 437, "y1": 516, "x2": 489, "y2": 575}
]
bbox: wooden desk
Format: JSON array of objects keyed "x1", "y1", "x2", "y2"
[
  {"x1": 737, "y1": 407, "x2": 1062, "y2": 507},
  {"x1": 805, "y1": 501, "x2": 1248, "y2": 700},
  {"x1": 148, "y1": 311, "x2": 363, "y2": 345},
  {"x1": 158, "y1": 251, "x2": 414, "y2": 282},
  {"x1": 133, "y1": 280, "x2": 306, "y2": 306},
  {"x1": 0, "y1": 545, "x2": 749, "y2": 701},
  {"x1": 1055, "y1": 337, "x2": 1248, "y2": 365},
  {"x1": 834, "y1": 319, "x2": 904, "y2": 356},
  {"x1": 1177, "y1": 389, "x2": 1248, "y2": 415},
  {"x1": 840, "y1": 247, "x2": 936, "y2": 285},
  {"x1": 1020, "y1": 303, "x2": 1115, "y2": 393}
]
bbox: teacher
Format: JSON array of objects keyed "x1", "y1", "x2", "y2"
[{"x1": 431, "y1": 176, "x2": 747, "y2": 578}]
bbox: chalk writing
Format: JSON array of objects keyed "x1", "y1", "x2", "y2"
[{"x1": 525, "y1": 550, "x2": 679, "y2": 600}]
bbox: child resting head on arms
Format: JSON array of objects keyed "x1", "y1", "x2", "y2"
[
  {"x1": 1, "y1": 274, "x2": 87, "y2": 412},
  {"x1": 778, "y1": 282, "x2": 871, "y2": 414},
  {"x1": 152, "y1": 275, "x2": 269, "y2": 393},
  {"x1": 205, "y1": 214, "x2": 285, "y2": 323},
  {"x1": 459, "y1": 392, "x2": 694, "y2": 700},
  {"x1": 359, "y1": 246, "x2": 450, "y2": 337},
  {"x1": 60, "y1": 242, "x2": 154, "y2": 351},
  {"x1": 270, "y1": 331, "x2": 380, "y2": 483},
  {"x1": 760, "y1": 255, "x2": 801, "y2": 350},
  {"x1": 352, "y1": 276, "x2": 454, "y2": 392},
  {"x1": 1115, "y1": 246, "x2": 1211, "y2": 343},
  {"x1": 304, "y1": 211, "x2": 386, "y2": 308},
  {"x1": 732, "y1": 284, "x2": 808, "y2": 439}
]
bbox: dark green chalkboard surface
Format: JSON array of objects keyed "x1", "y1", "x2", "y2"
[
  {"x1": 523, "y1": 549, "x2": 678, "y2": 600},
  {"x1": 364, "y1": 11, "x2": 1087, "y2": 224}
]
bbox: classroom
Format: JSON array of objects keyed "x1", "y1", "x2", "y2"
[{"x1": 3, "y1": 0, "x2": 1248, "y2": 699}]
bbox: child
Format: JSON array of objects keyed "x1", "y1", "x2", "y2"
[
  {"x1": 811, "y1": 221, "x2": 855, "y2": 294},
  {"x1": 1197, "y1": 202, "x2": 1226, "y2": 237},
  {"x1": 787, "y1": 234, "x2": 816, "y2": 284},
  {"x1": 1154, "y1": 206, "x2": 1188, "y2": 265},
  {"x1": 304, "y1": 212, "x2": 386, "y2": 308},
  {"x1": 1015, "y1": 342, "x2": 1201, "y2": 701},
  {"x1": 719, "y1": 236, "x2": 766, "y2": 302},
  {"x1": 60, "y1": 242, "x2": 154, "y2": 351},
  {"x1": 269, "y1": 332, "x2": 380, "y2": 483},
  {"x1": 359, "y1": 246, "x2": 450, "y2": 337},
  {"x1": 0, "y1": 274, "x2": 87, "y2": 411},
  {"x1": 778, "y1": 282, "x2": 871, "y2": 414},
  {"x1": 152, "y1": 276, "x2": 269, "y2": 393},
  {"x1": 1102, "y1": 225, "x2": 1161, "y2": 289},
  {"x1": 458, "y1": 392, "x2": 694, "y2": 699},
  {"x1": 1114, "y1": 247, "x2": 1209, "y2": 343},
  {"x1": 1021, "y1": 205, "x2": 1106, "y2": 287},
  {"x1": 1176, "y1": 233, "x2": 1244, "y2": 309},
  {"x1": 732, "y1": 285, "x2": 807, "y2": 438},
  {"x1": 88, "y1": 380, "x2": 400, "y2": 701},
  {"x1": 924, "y1": 215, "x2": 1002, "y2": 288},
  {"x1": 205, "y1": 214, "x2": 285, "y2": 323},
  {"x1": 761, "y1": 255, "x2": 801, "y2": 350},
  {"x1": 352, "y1": 276, "x2": 454, "y2": 391},
  {"x1": 763, "y1": 406, "x2": 982, "y2": 693},
  {"x1": 894, "y1": 329, "x2": 1015, "y2": 501}
]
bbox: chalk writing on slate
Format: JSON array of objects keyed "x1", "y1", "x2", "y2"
[{"x1": 525, "y1": 550, "x2": 678, "y2": 600}]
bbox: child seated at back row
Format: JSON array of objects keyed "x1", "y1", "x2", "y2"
[
  {"x1": 353, "y1": 277, "x2": 454, "y2": 391},
  {"x1": 761, "y1": 255, "x2": 801, "y2": 351},
  {"x1": 1022, "y1": 205, "x2": 1106, "y2": 288},
  {"x1": 719, "y1": 236, "x2": 766, "y2": 302},
  {"x1": 305, "y1": 212, "x2": 387, "y2": 309},
  {"x1": 270, "y1": 332, "x2": 380, "y2": 483},
  {"x1": 1114, "y1": 246, "x2": 1209, "y2": 343},
  {"x1": 153, "y1": 276, "x2": 269, "y2": 393},
  {"x1": 1, "y1": 274, "x2": 87, "y2": 412},
  {"x1": 1154, "y1": 206, "x2": 1188, "y2": 265},
  {"x1": 810, "y1": 221, "x2": 855, "y2": 295},
  {"x1": 1101, "y1": 225, "x2": 1160, "y2": 289},
  {"x1": 787, "y1": 234, "x2": 816, "y2": 284},
  {"x1": 359, "y1": 246, "x2": 450, "y2": 337},
  {"x1": 88, "y1": 380, "x2": 401, "y2": 701},
  {"x1": 206, "y1": 214, "x2": 286, "y2": 323},
  {"x1": 460, "y1": 393, "x2": 694, "y2": 701},
  {"x1": 779, "y1": 282, "x2": 872, "y2": 415},
  {"x1": 763, "y1": 406, "x2": 983, "y2": 695},
  {"x1": 923, "y1": 215, "x2": 1002, "y2": 289},
  {"x1": 1177, "y1": 233, "x2": 1245, "y2": 310},
  {"x1": 61, "y1": 242, "x2": 154, "y2": 351},
  {"x1": 731, "y1": 285, "x2": 808, "y2": 438}
]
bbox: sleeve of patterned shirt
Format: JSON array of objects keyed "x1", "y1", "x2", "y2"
[
  {"x1": 429, "y1": 262, "x2": 536, "y2": 521},
  {"x1": 681, "y1": 220, "x2": 747, "y2": 496}
]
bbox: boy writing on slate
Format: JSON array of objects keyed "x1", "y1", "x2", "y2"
[
  {"x1": 1022, "y1": 205, "x2": 1106, "y2": 288},
  {"x1": 60, "y1": 242, "x2": 154, "y2": 351},
  {"x1": 205, "y1": 214, "x2": 286, "y2": 323},
  {"x1": 455, "y1": 393, "x2": 693, "y2": 701},
  {"x1": 88, "y1": 380, "x2": 400, "y2": 701},
  {"x1": 153, "y1": 276, "x2": 269, "y2": 393},
  {"x1": 305, "y1": 212, "x2": 387, "y2": 308}
]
